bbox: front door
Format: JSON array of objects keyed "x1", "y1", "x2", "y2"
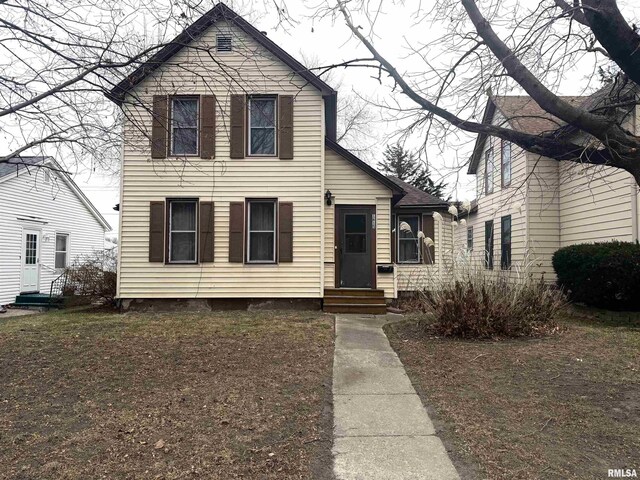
[
  {"x1": 21, "y1": 229, "x2": 40, "y2": 293},
  {"x1": 337, "y1": 206, "x2": 374, "y2": 288}
]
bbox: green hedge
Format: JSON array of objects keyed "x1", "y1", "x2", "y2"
[{"x1": 552, "y1": 241, "x2": 640, "y2": 310}]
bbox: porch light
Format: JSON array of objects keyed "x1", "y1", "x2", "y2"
[{"x1": 325, "y1": 190, "x2": 333, "y2": 206}]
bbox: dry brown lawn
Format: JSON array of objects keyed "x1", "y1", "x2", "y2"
[
  {"x1": 385, "y1": 306, "x2": 640, "y2": 480},
  {"x1": 0, "y1": 308, "x2": 334, "y2": 479}
]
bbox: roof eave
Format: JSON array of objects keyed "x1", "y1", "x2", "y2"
[{"x1": 467, "y1": 96, "x2": 496, "y2": 174}]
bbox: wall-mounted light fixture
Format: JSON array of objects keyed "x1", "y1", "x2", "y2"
[{"x1": 325, "y1": 190, "x2": 333, "y2": 206}]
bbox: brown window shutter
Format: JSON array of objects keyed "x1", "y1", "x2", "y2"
[
  {"x1": 230, "y1": 95, "x2": 245, "y2": 159},
  {"x1": 149, "y1": 201, "x2": 165, "y2": 262},
  {"x1": 391, "y1": 214, "x2": 396, "y2": 263},
  {"x1": 200, "y1": 95, "x2": 216, "y2": 159},
  {"x1": 151, "y1": 96, "x2": 168, "y2": 159},
  {"x1": 228, "y1": 202, "x2": 244, "y2": 262},
  {"x1": 278, "y1": 202, "x2": 293, "y2": 262},
  {"x1": 278, "y1": 95, "x2": 294, "y2": 159},
  {"x1": 199, "y1": 201, "x2": 214, "y2": 262},
  {"x1": 422, "y1": 214, "x2": 435, "y2": 265}
]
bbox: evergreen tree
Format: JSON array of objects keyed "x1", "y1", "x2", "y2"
[{"x1": 377, "y1": 144, "x2": 447, "y2": 198}]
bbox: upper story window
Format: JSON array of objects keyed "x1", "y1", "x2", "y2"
[
  {"x1": 171, "y1": 97, "x2": 199, "y2": 156},
  {"x1": 43, "y1": 169, "x2": 51, "y2": 184},
  {"x1": 501, "y1": 140, "x2": 512, "y2": 187},
  {"x1": 55, "y1": 233, "x2": 69, "y2": 268},
  {"x1": 467, "y1": 226, "x2": 473, "y2": 252},
  {"x1": 216, "y1": 35, "x2": 232, "y2": 52},
  {"x1": 247, "y1": 200, "x2": 276, "y2": 263},
  {"x1": 398, "y1": 214, "x2": 420, "y2": 263},
  {"x1": 168, "y1": 199, "x2": 198, "y2": 263},
  {"x1": 485, "y1": 148, "x2": 494, "y2": 195},
  {"x1": 248, "y1": 96, "x2": 276, "y2": 156}
]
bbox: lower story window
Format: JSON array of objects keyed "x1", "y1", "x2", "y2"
[
  {"x1": 169, "y1": 199, "x2": 197, "y2": 263},
  {"x1": 247, "y1": 200, "x2": 276, "y2": 263},
  {"x1": 501, "y1": 215, "x2": 512, "y2": 270},
  {"x1": 55, "y1": 233, "x2": 69, "y2": 268},
  {"x1": 485, "y1": 220, "x2": 494, "y2": 269},
  {"x1": 467, "y1": 226, "x2": 473, "y2": 251},
  {"x1": 398, "y1": 214, "x2": 420, "y2": 263}
]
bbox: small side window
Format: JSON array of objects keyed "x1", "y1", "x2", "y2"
[
  {"x1": 216, "y1": 35, "x2": 232, "y2": 53},
  {"x1": 467, "y1": 226, "x2": 473, "y2": 252},
  {"x1": 55, "y1": 233, "x2": 69, "y2": 268},
  {"x1": 43, "y1": 169, "x2": 51, "y2": 184}
]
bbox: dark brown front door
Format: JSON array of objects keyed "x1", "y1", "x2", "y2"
[{"x1": 337, "y1": 206, "x2": 374, "y2": 288}]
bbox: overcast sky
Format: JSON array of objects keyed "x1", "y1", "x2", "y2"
[{"x1": 58, "y1": 0, "x2": 640, "y2": 236}]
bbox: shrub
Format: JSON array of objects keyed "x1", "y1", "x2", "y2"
[
  {"x1": 65, "y1": 248, "x2": 117, "y2": 305},
  {"x1": 552, "y1": 241, "x2": 640, "y2": 310},
  {"x1": 419, "y1": 275, "x2": 564, "y2": 338}
]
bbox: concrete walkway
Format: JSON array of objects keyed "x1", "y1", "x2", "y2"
[{"x1": 332, "y1": 314, "x2": 460, "y2": 480}]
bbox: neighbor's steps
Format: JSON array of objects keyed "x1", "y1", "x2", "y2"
[
  {"x1": 323, "y1": 288, "x2": 387, "y2": 314},
  {"x1": 13, "y1": 293, "x2": 64, "y2": 308}
]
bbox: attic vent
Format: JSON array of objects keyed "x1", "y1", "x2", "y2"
[{"x1": 216, "y1": 35, "x2": 232, "y2": 52}]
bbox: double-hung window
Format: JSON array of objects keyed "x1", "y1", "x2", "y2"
[
  {"x1": 501, "y1": 140, "x2": 512, "y2": 187},
  {"x1": 467, "y1": 226, "x2": 473, "y2": 252},
  {"x1": 398, "y1": 214, "x2": 420, "y2": 263},
  {"x1": 168, "y1": 199, "x2": 197, "y2": 263},
  {"x1": 484, "y1": 220, "x2": 494, "y2": 270},
  {"x1": 485, "y1": 148, "x2": 494, "y2": 195},
  {"x1": 247, "y1": 200, "x2": 276, "y2": 263},
  {"x1": 248, "y1": 96, "x2": 277, "y2": 156},
  {"x1": 171, "y1": 97, "x2": 199, "y2": 156},
  {"x1": 501, "y1": 215, "x2": 512, "y2": 270},
  {"x1": 55, "y1": 233, "x2": 69, "y2": 268}
]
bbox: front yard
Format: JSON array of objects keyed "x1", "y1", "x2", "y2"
[
  {"x1": 0, "y1": 308, "x2": 334, "y2": 479},
  {"x1": 385, "y1": 307, "x2": 640, "y2": 479}
]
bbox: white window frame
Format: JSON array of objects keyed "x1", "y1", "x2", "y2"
[
  {"x1": 485, "y1": 148, "x2": 494, "y2": 195},
  {"x1": 247, "y1": 200, "x2": 277, "y2": 263},
  {"x1": 247, "y1": 96, "x2": 277, "y2": 157},
  {"x1": 501, "y1": 140, "x2": 512, "y2": 187},
  {"x1": 397, "y1": 214, "x2": 421, "y2": 264},
  {"x1": 170, "y1": 97, "x2": 199, "y2": 157},
  {"x1": 55, "y1": 233, "x2": 69, "y2": 269},
  {"x1": 168, "y1": 199, "x2": 198, "y2": 264},
  {"x1": 43, "y1": 169, "x2": 51, "y2": 184}
]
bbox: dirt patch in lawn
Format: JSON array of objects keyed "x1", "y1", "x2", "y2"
[
  {"x1": 384, "y1": 307, "x2": 640, "y2": 480},
  {"x1": 0, "y1": 308, "x2": 335, "y2": 479}
]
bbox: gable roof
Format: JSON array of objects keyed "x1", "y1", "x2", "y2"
[
  {"x1": 0, "y1": 157, "x2": 111, "y2": 230},
  {"x1": 325, "y1": 138, "x2": 404, "y2": 194},
  {"x1": 468, "y1": 83, "x2": 638, "y2": 174},
  {"x1": 107, "y1": 2, "x2": 336, "y2": 104},
  {"x1": 386, "y1": 175, "x2": 449, "y2": 208}
]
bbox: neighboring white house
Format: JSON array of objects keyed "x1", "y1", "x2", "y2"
[
  {"x1": 0, "y1": 157, "x2": 111, "y2": 307},
  {"x1": 457, "y1": 91, "x2": 640, "y2": 281}
]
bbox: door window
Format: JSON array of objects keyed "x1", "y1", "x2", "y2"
[
  {"x1": 344, "y1": 214, "x2": 367, "y2": 253},
  {"x1": 25, "y1": 233, "x2": 37, "y2": 265}
]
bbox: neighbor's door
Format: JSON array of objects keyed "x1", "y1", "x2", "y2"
[
  {"x1": 21, "y1": 229, "x2": 40, "y2": 293},
  {"x1": 337, "y1": 206, "x2": 374, "y2": 288}
]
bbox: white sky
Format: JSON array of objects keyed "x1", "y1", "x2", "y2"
[{"x1": 28, "y1": 0, "x2": 640, "y2": 236}]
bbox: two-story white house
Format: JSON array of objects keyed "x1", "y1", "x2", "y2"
[
  {"x1": 108, "y1": 3, "x2": 451, "y2": 313},
  {"x1": 459, "y1": 92, "x2": 640, "y2": 280}
]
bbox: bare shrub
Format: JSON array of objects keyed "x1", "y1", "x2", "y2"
[{"x1": 65, "y1": 248, "x2": 117, "y2": 305}]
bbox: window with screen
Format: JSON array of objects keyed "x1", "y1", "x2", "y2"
[
  {"x1": 247, "y1": 200, "x2": 276, "y2": 262},
  {"x1": 501, "y1": 215, "x2": 512, "y2": 270},
  {"x1": 248, "y1": 96, "x2": 276, "y2": 156},
  {"x1": 55, "y1": 233, "x2": 68, "y2": 268},
  {"x1": 398, "y1": 214, "x2": 420, "y2": 263},
  {"x1": 168, "y1": 199, "x2": 197, "y2": 263},
  {"x1": 170, "y1": 97, "x2": 199, "y2": 156}
]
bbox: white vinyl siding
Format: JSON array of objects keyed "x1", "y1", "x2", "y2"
[{"x1": 0, "y1": 167, "x2": 106, "y2": 305}]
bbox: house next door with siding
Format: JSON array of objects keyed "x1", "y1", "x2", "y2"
[
  {"x1": 337, "y1": 206, "x2": 375, "y2": 288},
  {"x1": 21, "y1": 229, "x2": 40, "y2": 293}
]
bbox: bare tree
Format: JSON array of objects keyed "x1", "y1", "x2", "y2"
[{"x1": 313, "y1": 1, "x2": 640, "y2": 184}]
